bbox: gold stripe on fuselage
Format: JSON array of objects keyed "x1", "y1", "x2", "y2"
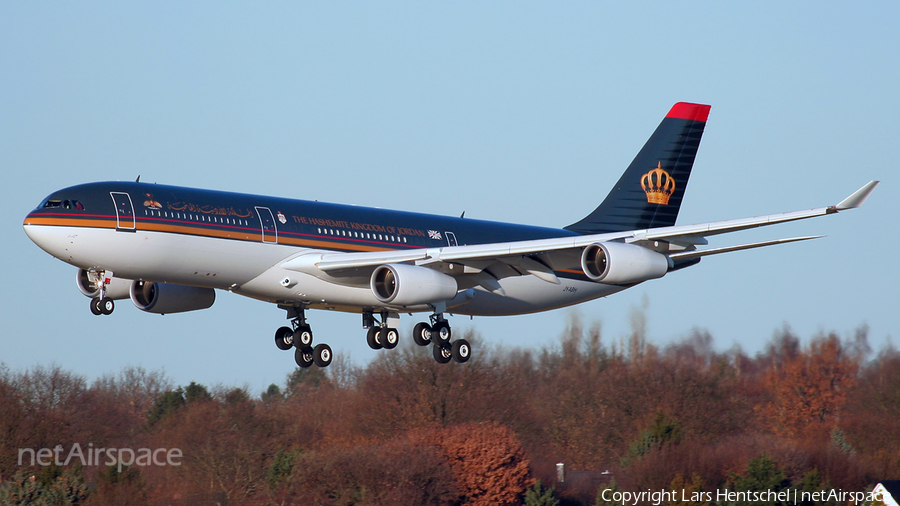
[{"x1": 25, "y1": 216, "x2": 397, "y2": 253}]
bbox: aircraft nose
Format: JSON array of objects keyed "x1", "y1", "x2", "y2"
[
  {"x1": 23, "y1": 210, "x2": 39, "y2": 237},
  {"x1": 23, "y1": 211, "x2": 46, "y2": 246},
  {"x1": 23, "y1": 211, "x2": 67, "y2": 259},
  {"x1": 23, "y1": 209, "x2": 39, "y2": 227}
]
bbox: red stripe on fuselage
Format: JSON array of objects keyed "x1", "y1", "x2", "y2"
[{"x1": 24, "y1": 214, "x2": 411, "y2": 253}]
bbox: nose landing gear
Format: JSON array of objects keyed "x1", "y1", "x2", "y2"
[
  {"x1": 88, "y1": 270, "x2": 116, "y2": 316},
  {"x1": 90, "y1": 296, "x2": 115, "y2": 316}
]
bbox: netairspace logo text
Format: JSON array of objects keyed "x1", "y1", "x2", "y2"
[
  {"x1": 18, "y1": 443, "x2": 182, "y2": 473},
  {"x1": 600, "y1": 488, "x2": 885, "y2": 506}
]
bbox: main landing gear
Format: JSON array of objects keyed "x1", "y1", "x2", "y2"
[
  {"x1": 274, "y1": 305, "x2": 332, "y2": 369},
  {"x1": 365, "y1": 310, "x2": 471, "y2": 364},
  {"x1": 363, "y1": 310, "x2": 400, "y2": 351},
  {"x1": 418, "y1": 313, "x2": 470, "y2": 364},
  {"x1": 272, "y1": 306, "x2": 472, "y2": 368}
]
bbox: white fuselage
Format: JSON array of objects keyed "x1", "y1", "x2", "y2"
[{"x1": 24, "y1": 223, "x2": 625, "y2": 317}]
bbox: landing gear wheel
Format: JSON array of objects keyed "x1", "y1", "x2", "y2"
[
  {"x1": 412, "y1": 322, "x2": 432, "y2": 346},
  {"x1": 294, "y1": 347, "x2": 314, "y2": 368},
  {"x1": 432, "y1": 322, "x2": 451, "y2": 345},
  {"x1": 433, "y1": 343, "x2": 452, "y2": 364},
  {"x1": 293, "y1": 325, "x2": 313, "y2": 348},
  {"x1": 90, "y1": 297, "x2": 103, "y2": 316},
  {"x1": 99, "y1": 297, "x2": 115, "y2": 315},
  {"x1": 381, "y1": 328, "x2": 399, "y2": 349},
  {"x1": 313, "y1": 343, "x2": 333, "y2": 367},
  {"x1": 275, "y1": 327, "x2": 294, "y2": 350},
  {"x1": 366, "y1": 327, "x2": 383, "y2": 350},
  {"x1": 452, "y1": 339, "x2": 471, "y2": 363}
]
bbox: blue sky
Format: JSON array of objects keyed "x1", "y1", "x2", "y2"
[{"x1": 2, "y1": 3, "x2": 895, "y2": 392}]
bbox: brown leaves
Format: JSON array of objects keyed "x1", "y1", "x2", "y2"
[
  {"x1": 759, "y1": 333, "x2": 859, "y2": 439},
  {"x1": 413, "y1": 422, "x2": 533, "y2": 506},
  {"x1": 2, "y1": 321, "x2": 899, "y2": 504}
]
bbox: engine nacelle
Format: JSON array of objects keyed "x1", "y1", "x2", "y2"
[
  {"x1": 76, "y1": 268, "x2": 131, "y2": 300},
  {"x1": 130, "y1": 280, "x2": 216, "y2": 314},
  {"x1": 370, "y1": 263, "x2": 459, "y2": 306},
  {"x1": 580, "y1": 242, "x2": 670, "y2": 285}
]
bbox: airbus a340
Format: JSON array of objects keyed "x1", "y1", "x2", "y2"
[{"x1": 23, "y1": 103, "x2": 878, "y2": 368}]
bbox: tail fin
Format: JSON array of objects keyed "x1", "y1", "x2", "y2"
[{"x1": 565, "y1": 102, "x2": 711, "y2": 234}]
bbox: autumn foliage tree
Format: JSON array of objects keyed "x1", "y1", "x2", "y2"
[
  {"x1": 760, "y1": 332, "x2": 860, "y2": 439},
  {"x1": 2, "y1": 318, "x2": 898, "y2": 505},
  {"x1": 415, "y1": 422, "x2": 533, "y2": 506}
]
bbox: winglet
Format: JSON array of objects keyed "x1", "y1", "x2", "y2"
[{"x1": 835, "y1": 181, "x2": 879, "y2": 210}]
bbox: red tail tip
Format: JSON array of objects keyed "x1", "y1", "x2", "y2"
[{"x1": 667, "y1": 102, "x2": 711, "y2": 122}]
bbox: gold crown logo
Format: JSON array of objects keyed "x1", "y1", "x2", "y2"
[{"x1": 640, "y1": 162, "x2": 676, "y2": 205}]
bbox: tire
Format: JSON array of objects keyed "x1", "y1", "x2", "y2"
[
  {"x1": 90, "y1": 298, "x2": 103, "y2": 316},
  {"x1": 313, "y1": 343, "x2": 333, "y2": 367},
  {"x1": 432, "y1": 322, "x2": 451, "y2": 345},
  {"x1": 294, "y1": 347, "x2": 314, "y2": 368},
  {"x1": 452, "y1": 339, "x2": 471, "y2": 363},
  {"x1": 294, "y1": 325, "x2": 313, "y2": 348},
  {"x1": 412, "y1": 322, "x2": 432, "y2": 346},
  {"x1": 432, "y1": 343, "x2": 452, "y2": 364},
  {"x1": 382, "y1": 328, "x2": 399, "y2": 349},
  {"x1": 275, "y1": 327, "x2": 294, "y2": 350},
  {"x1": 366, "y1": 327, "x2": 383, "y2": 350},
  {"x1": 100, "y1": 297, "x2": 115, "y2": 315}
]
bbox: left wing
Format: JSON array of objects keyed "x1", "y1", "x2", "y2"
[{"x1": 282, "y1": 181, "x2": 878, "y2": 284}]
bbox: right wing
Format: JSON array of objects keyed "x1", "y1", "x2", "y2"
[{"x1": 282, "y1": 181, "x2": 879, "y2": 286}]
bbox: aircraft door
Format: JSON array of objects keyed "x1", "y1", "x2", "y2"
[
  {"x1": 255, "y1": 206, "x2": 277, "y2": 243},
  {"x1": 445, "y1": 231, "x2": 458, "y2": 247},
  {"x1": 110, "y1": 192, "x2": 135, "y2": 231}
]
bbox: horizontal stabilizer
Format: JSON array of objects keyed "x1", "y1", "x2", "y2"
[{"x1": 668, "y1": 236, "x2": 824, "y2": 261}]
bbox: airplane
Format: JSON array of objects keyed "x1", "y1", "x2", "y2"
[{"x1": 23, "y1": 102, "x2": 879, "y2": 369}]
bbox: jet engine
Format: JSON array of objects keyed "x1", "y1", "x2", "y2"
[
  {"x1": 130, "y1": 280, "x2": 216, "y2": 314},
  {"x1": 76, "y1": 268, "x2": 131, "y2": 300},
  {"x1": 370, "y1": 263, "x2": 459, "y2": 306},
  {"x1": 580, "y1": 242, "x2": 670, "y2": 285}
]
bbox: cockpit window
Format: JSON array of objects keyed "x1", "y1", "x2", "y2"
[{"x1": 42, "y1": 199, "x2": 84, "y2": 210}]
